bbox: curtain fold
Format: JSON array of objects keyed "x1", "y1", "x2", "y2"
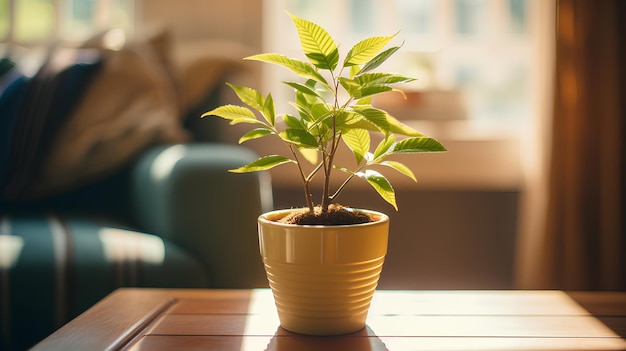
[{"x1": 520, "y1": 0, "x2": 625, "y2": 291}]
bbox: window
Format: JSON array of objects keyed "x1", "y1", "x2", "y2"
[
  {"x1": 262, "y1": 0, "x2": 554, "y2": 189},
  {"x1": 0, "y1": 0, "x2": 135, "y2": 45},
  {"x1": 264, "y1": 0, "x2": 537, "y2": 128}
]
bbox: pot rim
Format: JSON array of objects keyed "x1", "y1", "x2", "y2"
[{"x1": 258, "y1": 208, "x2": 389, "y2": 229}]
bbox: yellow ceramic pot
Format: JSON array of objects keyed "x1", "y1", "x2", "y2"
[{"x1": 258, "y1": 208, "x2": 389, "y2": 335}]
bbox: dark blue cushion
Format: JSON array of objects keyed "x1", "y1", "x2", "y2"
[
  {"x1": 0, "y1": 69, "x2": 30, "y2": 190},
  {"x1": 0, "y1": 49, "x2": 102, "y2": 202}
]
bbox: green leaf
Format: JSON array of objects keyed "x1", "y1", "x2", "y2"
[
  {"x1": 339, "y1": 77, "x2": 397, "y2": 99},
  {"x1": 288, "y1": 12, "x2": 339, "y2": 70},
  {"x1": 310, "y1": 103, "x2": 332, "y2": 123},
  {"x1": 393, "y1": 137, "x2": 447, "y2": 153},
  {"x1": 290, "y1": 101, "x2": 316, "y2": 124},
  {"x1": 202, "y1": 105, "x2": 260, "y2": 125},
  {"x1": 283, "y1": 81, "x2": 321, "y2": 98},
  {"x1": 359, "y1": 85, "x2": 393, "y2": 98},
  {"x1": 373, "y1": 134, "x2": 396, "y2": 160},
  {"x1": 335, "y1": 110, "x2": 361, "y2": 128},
  {"x1": 381, "y1": 160, "x2": 417, "y2": 182},
  {"x1": 283, "y1": 114, "x2": 306, "y2": 129},
  {"x1": 338, "y1": 77, "x2": 362, "y2": 98},
  {"x1": 386, "y1": 114, "x2": 425, "y2": 136},
  {"x1": 292, "y1": 90, "x2": 313, "y2": 121},
  {"x1": 356, "y1": 73, "x2": 416, "y2": 87},
  {"x1": 299, "y1": 148, "x2": 319, "y2": 164},
  {"x1": 238, "y1": 128, "x2": 273, "y2": 143},
  {"x1": 357, "y1": 170, "x2": 397, "y2": 210},
  {"x1": 230, "y1": 155, "x2": 295, "y2": 173},
  {"x1": 349, "y1": 64, "x2": 361, "y2": 78},
  {"x1": 342, "y1": 128, "x2": 370, "y2": 164},
  {"x1": 344, "y1": 33, "x2": 397, "y2": 66},
  {"x1": 263, "y1": 93, "x2": 276, "y2": 126},
  {"x1": 352, "y1": 106, "x2": 390, "y2": 132},
  {"x1": 342, "y1": 116, "x2": 380, "y2": 132},
  {"x1": 245, "y1": 53, "x2": 328, "y2": 85},
  {"x1": 226, "y1": 83, "x2": 265, "y2": 112},
  {"x1": 279, "y1": 128, "x2": 318, "y2": 148},
  {"x1": 356, "y1": 96, "x2": 372, "y2": 105},
  {"x1": 239, "y1": 128, "x2": 273, "y2": 144},
  {"x1": 304, "y1": 78, "x2": 319, "y2": 90},
  {"x1": 359, "y1": 45, "x2": 402, "y2": 75}
]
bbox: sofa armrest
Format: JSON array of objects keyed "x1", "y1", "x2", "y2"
[{"x1": 129, "y1": 143, "x2": 273, "y2": 288}]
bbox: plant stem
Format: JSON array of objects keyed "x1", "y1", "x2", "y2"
[
  {"x1": 321, "y1": 134, "x2": 334, "y2": 212},
  {"x1": 288, "y1": 144, "x2": 315, "y2": 212},
  {"x1": 330, "y1": 171, "x2": 356, "y2": 201},
  {"x1": 320, "y1": 71, "x2": 341, "y2": 213}
]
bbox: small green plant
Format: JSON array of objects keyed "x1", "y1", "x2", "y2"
[{"x1": 203, "y1": 12, "x2": 446, "y2": 222}]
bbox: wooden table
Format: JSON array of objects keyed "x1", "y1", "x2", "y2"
[{"x1": 32, "y1": 289, "x2": 626, "y2": 351}]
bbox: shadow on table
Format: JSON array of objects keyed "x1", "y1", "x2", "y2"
[
  {"x1": 265, "y1": 325, "x2": 388, "y2": 351},
  {"x1": 567, "y1": 292, "x2": 626, "y2": 338}
]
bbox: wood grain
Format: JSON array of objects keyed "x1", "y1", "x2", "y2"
[{"x1": 31, "y1": 289, "x2": 626, "y2": 351}]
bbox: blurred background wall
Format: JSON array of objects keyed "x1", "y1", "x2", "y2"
[
  {"x1": 3, "y1": 0, "x2": 623, "y2": 290},
  {"x1": 135, "y1": 0, "x2": 524, "y2": 289}
]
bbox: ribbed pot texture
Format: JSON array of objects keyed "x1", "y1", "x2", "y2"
[{"x1": 258, "y1": 208, "x2": 389, "y2": 335}]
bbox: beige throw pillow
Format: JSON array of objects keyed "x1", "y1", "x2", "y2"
[{"x1": 35, "y1": 31, "x2": 190, "y2": 195}]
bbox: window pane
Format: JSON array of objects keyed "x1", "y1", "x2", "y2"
[
  {"x1": 293, "y1": 0, "x2": 324, "y2": 14},
  {"x1": 14, "y1": 0, "x2": 54, "y2": 42},
  {"x1": 397, "y1": 0, "x2": 435, "y2": 35},
  {"x1": 60, "y1": 0, "x2": 95, "y2": 40},
  {"x1": 266, "y1": 0, "x2": 534, "y2": 125},
  {"x1": 455, "y1": 0, "x2": 488, "y2": 35},
  {"x1": 350, "y1": 0, "x2": 375, "y2": 34},
  {"x1": 455, "y1": 65, "x2": 479, "y2": 87},
  {"x1": 291, "y1": 0, "x2": 335, "y2": 31},
  {"x1": 508, "y1": 0, "x2": 527, "y2": 34},
  {"x1": 58, "y1": 0, "x2": 134, "y2": 41},
  {"x1": 73, "y1": 0, "x2": 95, "y2": 21}
]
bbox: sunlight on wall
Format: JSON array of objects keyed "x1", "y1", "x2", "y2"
[{"x1": 98, "y1": 227, "x2": 165, "y2": 264}]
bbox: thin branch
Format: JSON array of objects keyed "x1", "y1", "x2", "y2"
[
  {"x1": 330, "y1": 172, "x2": 356, "y2": 201},
  {"x1": 287, "y1": 144, "x2": 314, "y2": 212},
  {"x1": 306, "y1": 158, "x2": 325, "y2": 181}
]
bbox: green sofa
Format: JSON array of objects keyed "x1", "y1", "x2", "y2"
[
  {"x1": 0, "y1": 31, "x2": 272, "y2": 350},
  {"x1": 1, "y1": 143, "x2": 272, "y2": 350}
]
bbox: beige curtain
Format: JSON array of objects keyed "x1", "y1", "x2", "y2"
[{"x1": 517, "y1": 0, "x2": 625, "y2": 290}]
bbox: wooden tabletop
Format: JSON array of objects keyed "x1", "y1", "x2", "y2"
[{"x1": 32, "y1": 289, "x2": 626, "y2": 351}]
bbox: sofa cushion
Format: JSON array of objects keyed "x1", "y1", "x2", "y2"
[
  {"x1": 0, "y1": 65, "x2": 30, "y2": 192},
  {"x1": 35, "y1": 31, "x2": 190, "y2": 198},
  {"x1": 0, "y1": 49, "x2": 103, "y2": 201},
  {"x1": 0, "y1": 30, "x2": 190, "y2": 203},
  {"x1": 0, "y1": 213, "x2": 209, "y2": 350}
]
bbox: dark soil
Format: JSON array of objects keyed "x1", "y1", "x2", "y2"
[{"x1": 278, "y1": 204, "x2": 374, "y2": 225}]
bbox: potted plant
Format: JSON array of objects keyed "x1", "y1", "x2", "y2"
[{"x1": 202, "y1": 12, "x2": 446, "y2": 335}]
